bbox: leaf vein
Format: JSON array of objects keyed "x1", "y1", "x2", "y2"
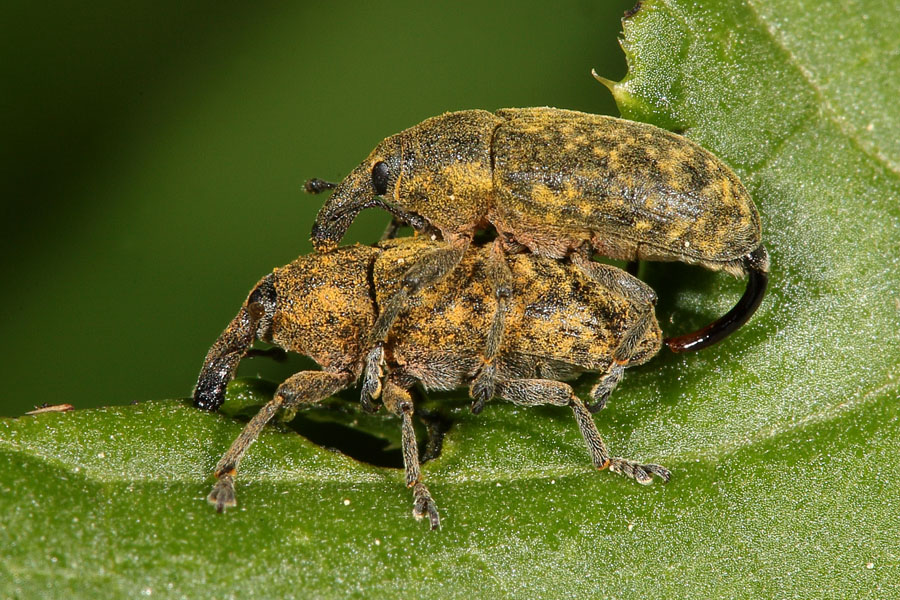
[
  {"x1": 740, "y1": 0, "x2": 900, "y2": 177},
  {"x1": 655, "y1": 0, "x2": 900, "y2": 177},
  {"x1": 698, "y1": 365, "x2": 900, "y2": 461}
]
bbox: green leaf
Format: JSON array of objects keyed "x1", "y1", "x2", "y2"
[{"x1": 3, "y1": 1, "x2": 900, "y2": 597}]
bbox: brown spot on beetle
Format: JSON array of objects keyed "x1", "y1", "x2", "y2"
[{"x1": 624, "y1": 2, "x2": 643, "y2": 20}]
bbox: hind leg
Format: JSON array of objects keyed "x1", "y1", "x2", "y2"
[
  {"x1": 586, "y1": 306, "x2": 653, "y2": 414},
  {"x1": 569, "y1": 254, "x2": 658, "y2": 413},
  {"x1": 495, "y1": 378, "x2": 670, "y2": 484},
  {"x1": 571, "y1": 251, "x2": 657, "y2": 307}
]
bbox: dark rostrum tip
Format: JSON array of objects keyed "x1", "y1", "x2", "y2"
[
  {"x1": 193, "y1": 383, "x2": 224, "y2": 412},
  {"x1": 664, "y1": 245, "x2": 770, "y2": 353},
  {"x1": 309, "y1": 221, "x2": 340, "y2": 252}
]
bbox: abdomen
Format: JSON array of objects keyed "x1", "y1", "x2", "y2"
[{"x1": 491, "y1": 108, "x2": 761, "y2": 272}]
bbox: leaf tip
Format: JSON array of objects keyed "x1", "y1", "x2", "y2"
[
  {"x1": 590, "y1": 68, "x2": 616, "y2": 93},
  {"x1": 591, "y1": 68, "x2": 635, "y2": 113}
]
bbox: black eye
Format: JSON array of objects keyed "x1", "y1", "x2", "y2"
[{"x1": 371, "y1": 161, "x2": 389, "y2": 196}]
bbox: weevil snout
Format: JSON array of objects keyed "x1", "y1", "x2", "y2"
[{"x1": 310, "y1": 163, "x2": 373, "y2": 251}]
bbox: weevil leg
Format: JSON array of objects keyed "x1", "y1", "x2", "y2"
[
  {"x1": 380, "y1": 217, "x2": 404, "y2": 241},
  {"x1": 495, "y1": 379, "x2": 669, "y2": 484},
  {"x1": 207, "y1": 370, "x2": 352, "y2": 513},
  {"x1": 665, "y1": 245, "x2": 770, "y2": 353},
  {"x1": 360, "y1": 237, "x2": 470, "y2": 406},
  {"x1": 569, "y1": 394, "x2": 670, "y2": 484},
  {"x1": 194, "y1": 275, "x2": 277, "y2": 412},
  {"x1": 494, "y1": 378, "x2": 574, "y2": 407},
  {"x1": 587, "y1": 361, "x2": 625, "y2": 413},
  {"x1": 360, "y1": 346, "x2": 386, "y2": 413},
  {"x1": 470, "y1": 239, "x2": 514, "y2": 414},
  {"x1": 571, "y1": 250, "x2": 657, "y2": 307},
  {"x1": 382, "y1": 379, "x2": 440, "y2": 529},
  {"x1": 625, "y1": 261, "x2": 640, "y2": 276},
  {"x1": 587, "y1": 306, "x2": 654, "y2": 413},
  {"x1": 571, "y1": 251, "x2": 658, "y2": 412},
  {"x1": 208, "y1": 395, "x2": 283, "y2": 512}
]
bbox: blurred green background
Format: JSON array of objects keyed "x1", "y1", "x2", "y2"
[{"x1": 1, "y1": 1, "x2": 636, "y2": 416}]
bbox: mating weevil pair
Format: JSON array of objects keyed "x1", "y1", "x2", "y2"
[
  {"x1": 194, "y1": 107, "x2": 768, "y2": 528},
  {"x1": 308, "y1": 108, "x2": 768, "y2": 410}
]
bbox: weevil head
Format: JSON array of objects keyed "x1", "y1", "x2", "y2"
[
  {"x1": 311, "y1": 134, "x2": 404, "y2": 252},
  {"x1": 311, "y1": 110, "x2": 502, "y2": 251}
]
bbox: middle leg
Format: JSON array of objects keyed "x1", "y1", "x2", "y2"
[
  {"x1": 382, "y1": 378, "x2": 441, "y2": 529},
  {"x1": 470, "y1": 238, "x2": 515, "y2": 414},
  {"x1": 360, "y1": 236, "x2": 470, "y2": 409}
]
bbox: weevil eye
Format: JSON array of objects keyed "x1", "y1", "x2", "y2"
[{"x1": 371, "y1": 161, "x2": 390, "y2": 196}]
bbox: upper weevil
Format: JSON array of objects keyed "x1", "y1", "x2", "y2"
[
  {"x1": 193, "y1": 237, "x2": 668, "y2": 529},
  {"x1": 307, "y1": 108, "x2": 769, "y2": 407}
]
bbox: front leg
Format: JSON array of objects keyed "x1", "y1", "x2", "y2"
[
  {"x1": 382, "y1": 378, "x2": 440, "y2": 529},
  {"x1": 495, "y1": 378, "x2": 670, "y2": 485},
  {"x1": 360, "y1": 236, "x2": 470, "y2": 409},
  {"x1": 207, "y1": 370, "x2": 352, "y2": 512}
]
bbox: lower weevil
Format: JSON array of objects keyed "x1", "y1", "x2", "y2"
[{"x1": 194, "y1": 237, "x2": 669, "y2": 528}]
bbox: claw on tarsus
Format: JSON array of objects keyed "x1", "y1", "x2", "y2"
[
  {"x1": 412, "y1": 482, "x2": 441, "y2": 530},
  {"x1": 208, "y1": 474, "x2": 237, "y2": 513},
  {"x1": 608, "y1": 458, "x2": 671, "y2": 484}
]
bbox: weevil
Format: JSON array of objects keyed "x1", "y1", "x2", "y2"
[
  {"x1": 194, "y1": 237, "x2": 668, "y2": 529},
  {"x1": 307, "y1": 108, "x2": 769, "y2": 408}
]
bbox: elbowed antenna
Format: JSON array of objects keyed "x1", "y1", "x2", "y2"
[
  {"x1": 304, "y1": 178, "x2": 337, "y2": 194},
  {"x1": 664, "y1": 245, "x2": 769, "y2": 353}
]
